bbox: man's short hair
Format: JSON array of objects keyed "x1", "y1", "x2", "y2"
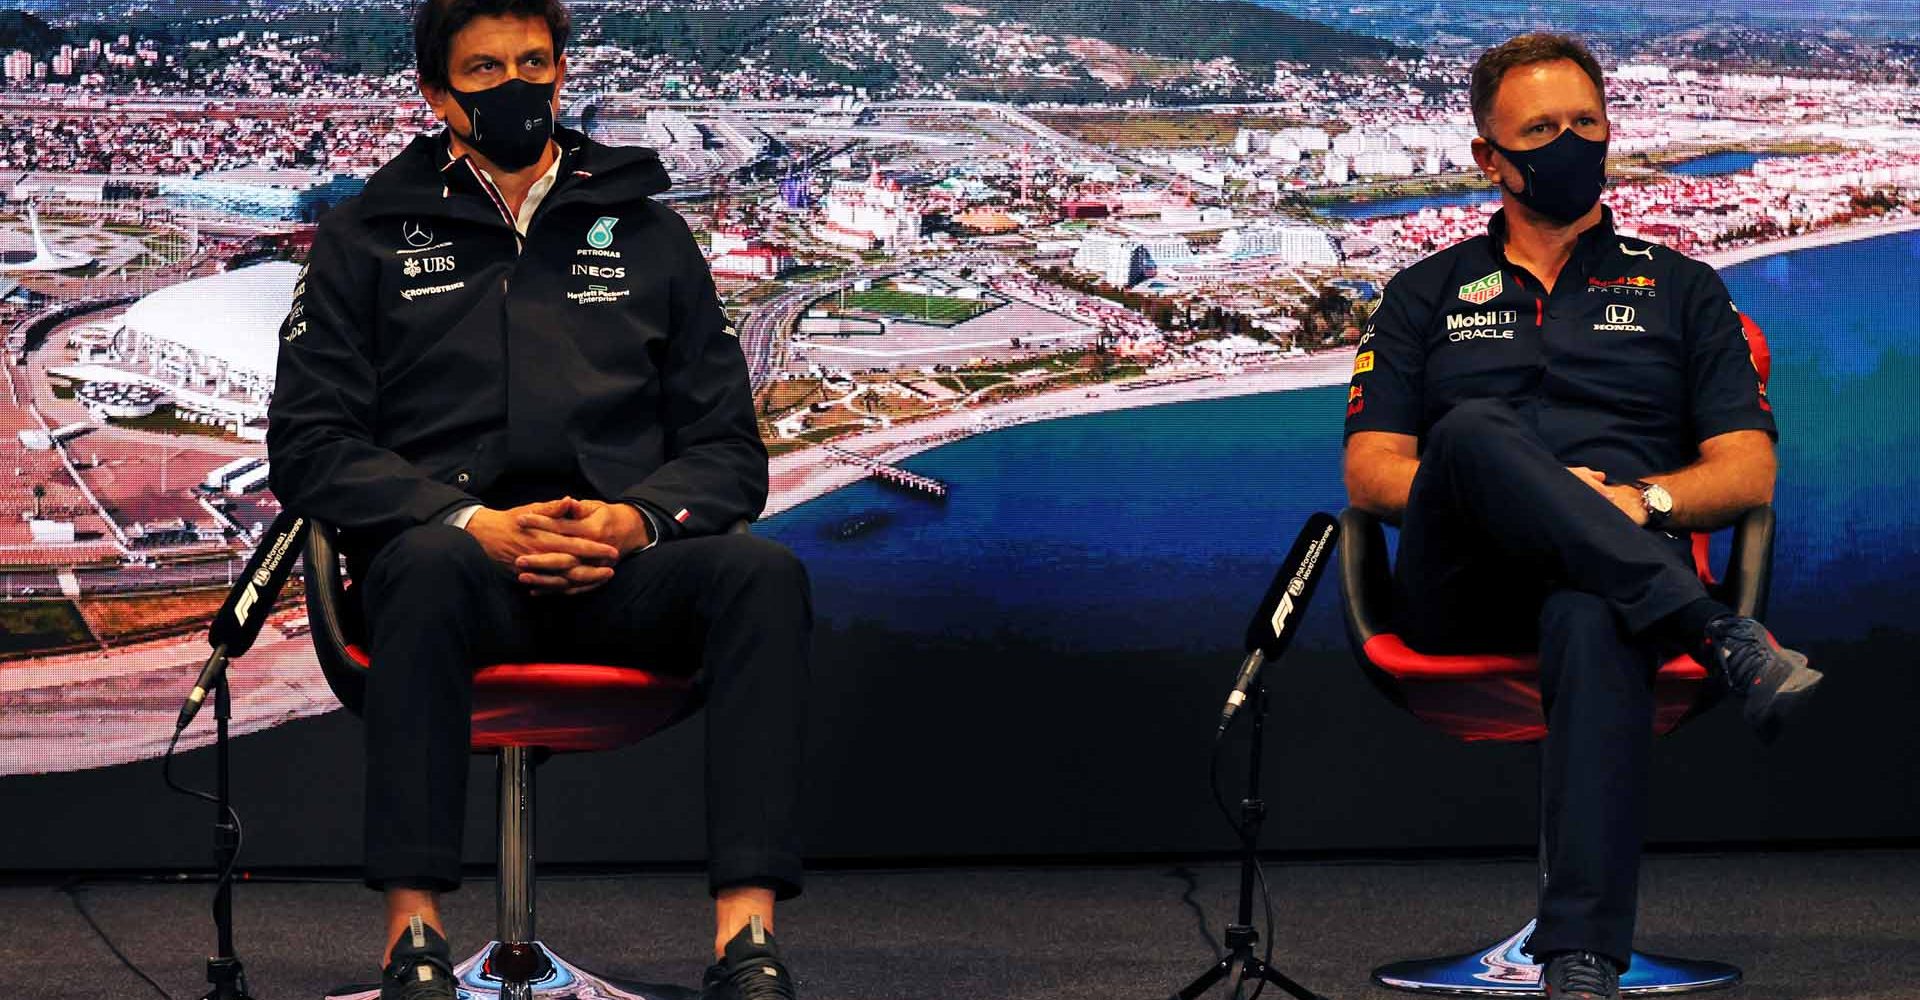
[
  {"x1": 1469, "y1": 32, "x2": 1607, "y2": 138},
  {"x1": 414, "y1": 0, "x2": 572, "y2": 90}
]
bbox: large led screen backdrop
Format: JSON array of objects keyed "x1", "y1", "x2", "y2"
[{"x1": 2, "y1": 1, "x2": 1918, "y2": 869}]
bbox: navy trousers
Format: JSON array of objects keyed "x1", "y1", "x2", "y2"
[
  {"x1": 1394, "y1": 398, "x2": 1708, "y2": 967},
  {"x1": 352, "y1": 523, "x2": 812, "y2": 900}
]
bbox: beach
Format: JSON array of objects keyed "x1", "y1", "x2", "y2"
[
  {"x1": 766, "y1": 349, "x2": 1356, "y2": 516},
  {"x1": 1699, "y1": 214, "x2": 1920, "y2": 269},
  {"x1": 768, "y1": 211, "x2": 1920, "y2": 516}
]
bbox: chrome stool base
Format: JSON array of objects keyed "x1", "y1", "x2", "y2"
[
  {"x1": 1372, "y1": 920, "x2": 1742, "y2": 996},
  {"x1": 324, "y1": 941, "x2": 697, "y2": 1000}
]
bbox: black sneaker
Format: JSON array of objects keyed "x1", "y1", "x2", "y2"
[
  {"x1": 1705, "y1": 615, "x2": 1824, "y2": 743},
  {"x1": 1544, "y1": 951, "x2": 1620, "y2": 1000},
  {"x1": 700, "y1": 916, "x2": 798, "y2": 1000},
  {"x1": 380, "y1": 915, "x2": 455, "y2": 1000}
]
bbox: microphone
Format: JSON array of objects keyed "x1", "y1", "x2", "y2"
[
  {"x1": 177, "y1": 509, "x2": 308, "y2": 732},
  {"x1": 1218, "y1": 512, "x2": 1339, "y2": 734}
]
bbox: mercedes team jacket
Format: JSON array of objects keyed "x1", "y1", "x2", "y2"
[{"x1": 266, "y1": 126, "x2": 767, "y2": 561}]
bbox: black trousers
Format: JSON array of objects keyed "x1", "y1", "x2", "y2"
[
  {"x1": 353, "y1": 523, "x2": 812, "y2": 900},
  {"x1": 1394, "y1": 399, "x2": 1708, "y2": 967}
]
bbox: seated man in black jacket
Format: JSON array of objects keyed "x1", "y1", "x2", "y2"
[{"x1": 266, "y1": 3, "x2": 808, "y2": 998}]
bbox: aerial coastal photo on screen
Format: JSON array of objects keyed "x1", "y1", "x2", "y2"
[{"x1": 2, "y1": 0, "x2": 1917, "y2": 775}]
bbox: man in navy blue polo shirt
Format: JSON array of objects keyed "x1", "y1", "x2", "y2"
[{"x1": 1343, "y1": 33, "x2": 1823, "y2": 1000}]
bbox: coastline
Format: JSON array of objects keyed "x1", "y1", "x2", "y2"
[
  {"x1": 1698, "y1": 214, "x2": 1920, "y2": 269},
  {"x1": 765, "y1": 349, "x2": 1355, "y2": 517},
  {"x1": 770, "y1": 214, "x2": 1920, "y2": 518}
]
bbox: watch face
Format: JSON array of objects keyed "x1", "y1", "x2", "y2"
[{"x1": 1645, "y1": 484, "x2": 1674, "y2": 514}]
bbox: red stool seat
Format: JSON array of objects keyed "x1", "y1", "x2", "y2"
[
  {"x1": 306, "y1": 521, "x2": 709, "y2": 999},
  {"x1": 341, "y1": 644, "x2": 696, "y2": 752},
  {"x1": 1360, "y1": 634, "x2": 1709, "y2": 743}
]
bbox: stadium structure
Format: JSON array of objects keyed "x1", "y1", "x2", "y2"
[{"x1": 106, "y1": 261, "x2": 298, "y2": 412}]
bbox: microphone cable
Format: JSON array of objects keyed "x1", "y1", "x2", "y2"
[{"x1": 161, "y1": 724, "x2": 247, "y2": 949}]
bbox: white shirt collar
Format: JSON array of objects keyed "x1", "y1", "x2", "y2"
[{"x1": 447, "y1": 142, "x2": 561, "y2": 236}]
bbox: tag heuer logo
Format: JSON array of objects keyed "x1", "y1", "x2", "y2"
[
  {"x1": 587, "y1": 216, "x2": 619, "y2": 249},
  {"x1": 1458, "y1": 271, "x2": 1503, "y2": 305}
]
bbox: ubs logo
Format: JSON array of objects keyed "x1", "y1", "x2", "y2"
[
  {"x1": 402, "y1": 255, "x2": 457, "y2": 278},
  {"x1": 402, "y1": 221, "x2": 434, "y2": 248}
]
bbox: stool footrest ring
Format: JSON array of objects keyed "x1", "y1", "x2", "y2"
[
  {"x1": 322, "y1": 941, "x2": 699, "y2": 1000},
  {"x1": 1372, "y1": 920, "x2": 1742, "y2": 996}
]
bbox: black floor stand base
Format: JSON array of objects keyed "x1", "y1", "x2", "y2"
[
  {"x1": 1170, "y1": 924, "x2": 1329, "y2": 1000},
  {"x1": 205, "y1": 955, "x2": 254, "y2": 1000},
  {"x1": 1164, "y1": 685, "x2": 1332, "y2": 1000}
]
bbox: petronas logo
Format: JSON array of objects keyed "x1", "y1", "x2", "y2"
[{"x1": 587, "y1": 216, "x2": 619, "y2": 249}]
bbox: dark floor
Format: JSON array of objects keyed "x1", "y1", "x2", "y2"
[{"x1": 4, "y1": 850, "x2": 1917, "y2": 999}]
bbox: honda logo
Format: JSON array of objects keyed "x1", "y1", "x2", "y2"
[{"x1": 1595, "y1": 303, "x2": 1647, "y2": 333}]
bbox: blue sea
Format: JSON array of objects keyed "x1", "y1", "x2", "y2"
[
  {"x1": 1667, "y1": 151, "x2": 1782, "y2": 176},
  {"x1": 1311, "y1": 152, "x2": 1781, "y2": 222},
  {"x1": 761, "y1": 230, "x2": 1920, "y2": 654},
  {"x1": 1312, "y1": 188, "x2": 1496, "y2": 220}
]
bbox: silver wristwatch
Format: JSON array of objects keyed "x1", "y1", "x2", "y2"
[{"x1": 1628, "y1": 479, "x2": 1673, "y2": 528}]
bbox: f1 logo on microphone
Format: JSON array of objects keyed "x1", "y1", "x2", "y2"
[{"x1": 234, "y1": 584, "x2": 259, "y2": 625}]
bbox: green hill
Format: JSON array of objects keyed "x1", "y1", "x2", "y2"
[
  {"x1": 0, "y1": 10, "x2": 64, "y2": 53},
  {"x1": 976, "y1": 0, "x2": 1413, "y2": 69}
]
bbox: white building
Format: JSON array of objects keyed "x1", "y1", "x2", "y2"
[
  {"x1": 816, "y1": 165, "x2": 923, "y2": 251},
  {"x1": 1135, "y1": 234, "x2": 1196, "y2": 270},
  {"x1": 1615, "y1": 64, "x2": 1672, "y2": 83},
  {"x1": 1218, "y1": 223, "x2": 1341, "y2": 265},
  {"x1": 1072, "y1": 233, "x2": 1150, "y2": 287},
  {"x1": 1352, "y1": 150, "x2": 1417, "y2": 178},
  {"x1": 1276, "y1": 127, "x2": 1331, "y2": 153},
  {"x1": 1324, "y1": 154, "x2": 1351, "y2": 184},
  {"x1": 712, "y1": 243, "x2": 795, "y2": 279},
  {"x1": 1332, "y1": 131, "x2": 1400, "y2": 157}
]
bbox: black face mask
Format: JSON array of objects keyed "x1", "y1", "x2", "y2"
[
  {"x1": 447, "y1": 77, "x2": 555, "y2": 172},
  {"x1": 1485, "y1": 127, "x2": 1609, "y2": 224}
]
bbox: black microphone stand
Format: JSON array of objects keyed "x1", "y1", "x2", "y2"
[
  {"x1": 1167, "y1": 683, "x2": 1329, "y2": 1000},
  {"x1": 203, "y1": 674, "x2": 254, "y2": 1000}
]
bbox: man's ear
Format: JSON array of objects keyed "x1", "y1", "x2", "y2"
[
  {"x1": 1470, "y1": 136, "x2": 1505, "y2": 188},
  {"x1": 421, "y1": 82, "x2": 449, "y2": 121}
]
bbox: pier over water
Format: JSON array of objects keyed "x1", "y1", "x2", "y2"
[{"x1": 822, "y1": 445, "x2": 949, "y2": 499}]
